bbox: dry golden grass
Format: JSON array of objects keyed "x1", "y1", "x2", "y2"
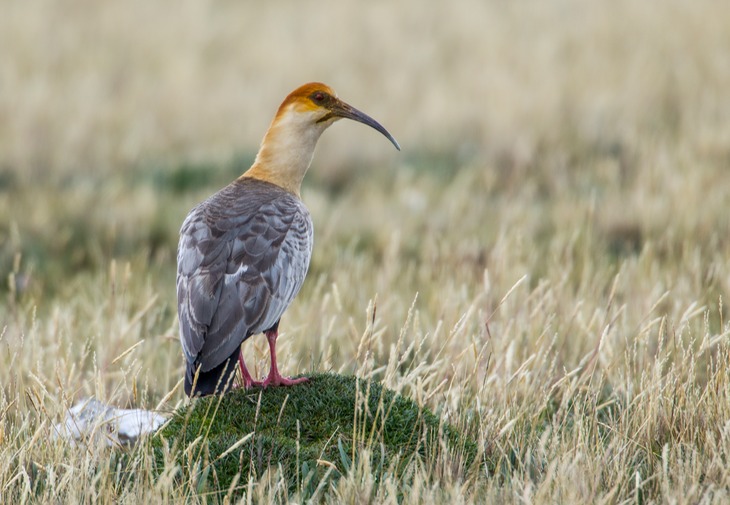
[{"x1": 2, "y1": 0, "x2": 730, "y2": 502}]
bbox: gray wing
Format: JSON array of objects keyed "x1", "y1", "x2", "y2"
[{"x1": 177, "y1": 180, "x2": 313, "y2": 373}]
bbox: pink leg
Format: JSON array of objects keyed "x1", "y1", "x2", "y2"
[
  {"x1": 261, "y1": 329, "x2": 308, "y2": 387},
  {"x1": 236, "y1": 351, "x2": 263, "y2": 389}
]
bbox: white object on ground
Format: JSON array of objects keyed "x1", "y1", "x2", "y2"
[{"x1": 54, "y1": 398, "x2": 168, "y2": 446}]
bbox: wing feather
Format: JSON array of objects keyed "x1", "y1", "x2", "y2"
[{"x1": 177, "y1": 178, "x2": 313, "y2": 373}]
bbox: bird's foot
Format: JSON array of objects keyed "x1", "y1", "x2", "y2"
[
  {"x1": 261, "y1": 374, "x2": 309, "y2": 388},
  {"x1": 232, "y1": 377, "x2": 264, "y2": 390},
  {"x1": 244, "y1": 378, "x2": 265, "y2": 389}
]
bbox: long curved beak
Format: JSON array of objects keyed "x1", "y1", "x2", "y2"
[{"x1": 324, "y1": 100, "x2": 401, "y2": 151}]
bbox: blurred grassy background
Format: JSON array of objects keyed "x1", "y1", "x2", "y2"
[
  {"x1": 1, "y1": 0, "x2": 730, "y2": 501},
  {"x1": 2, "y1": 0, "x2": 728, "y2": 178},
  {"x1": 2, "y1": 0, "x2": 728, "y2": 296}
]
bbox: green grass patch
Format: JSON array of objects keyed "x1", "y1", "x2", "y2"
[{"x1": 152, "y1": 373, "x2": 480, "y2": 500}]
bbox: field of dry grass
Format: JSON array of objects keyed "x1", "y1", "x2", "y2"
[{"x1": 2, "y1": 0, "x2": 730, "y2": 502}]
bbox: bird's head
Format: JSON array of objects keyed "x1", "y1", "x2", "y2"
[
  {"x1": 245, "y1": 82, "x2": 400, "y2": 196},
  {"x1": 274, "y1": 82, "x2": 401, "y2": 151}
]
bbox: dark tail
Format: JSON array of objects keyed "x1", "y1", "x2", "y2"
[{"x1": 185, "y1": 349, "x2": 240, "y2": 397}]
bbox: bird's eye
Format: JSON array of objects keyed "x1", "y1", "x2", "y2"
[{"x1": 313, "y1": 92, "x2": 325, "y2": 103}]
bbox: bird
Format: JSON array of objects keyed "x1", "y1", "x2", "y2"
[{"x1": 177, "y1": 82, "x2": 400, "y2": 397}]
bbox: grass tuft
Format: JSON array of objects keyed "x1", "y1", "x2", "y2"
[{"x1": 153, "y1": 373, "x2": 480, "y2": 500}]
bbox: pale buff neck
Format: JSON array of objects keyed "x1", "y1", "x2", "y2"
[{"x1": 241, "y1": 106, "x2": 333, "y2": 197}]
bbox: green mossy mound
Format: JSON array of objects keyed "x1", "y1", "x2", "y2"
[{"x1": 153, "y1": 373, "x2": 479, "y2": 498}]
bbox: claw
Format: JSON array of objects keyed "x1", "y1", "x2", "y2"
[{"x1": 261, "y1": 374, "x2": 309, "y2": 388}]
